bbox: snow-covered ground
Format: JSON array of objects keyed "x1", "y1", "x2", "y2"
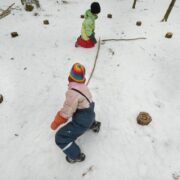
[{"x1": 1, "y1": 0, "x2": 180, "y2": 180}]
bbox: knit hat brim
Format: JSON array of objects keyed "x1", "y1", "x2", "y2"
[{"x1": 68, "y1": 76, "x2": 86, "y2": 83}]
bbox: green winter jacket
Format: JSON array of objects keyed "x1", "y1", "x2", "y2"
[{"x1": 81, "y1": 9, "x2": 97, "y2": 40}]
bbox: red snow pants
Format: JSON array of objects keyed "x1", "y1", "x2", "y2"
[{"x1": 76, "y1": 36, "x2": 95, "y2": 48}]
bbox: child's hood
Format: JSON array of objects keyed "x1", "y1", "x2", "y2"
[{"x1": 84, "y1": 9, "x2": 97, "y2": 20}]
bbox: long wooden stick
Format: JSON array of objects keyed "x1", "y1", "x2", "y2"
[
  {"x1": 86, "y1": 38, "x2": 101, "y2": 86},
  {"x1": 101, "y1": 37, "x2": 147, "y2": 42},
  {"x1": 86, "y1": 37, "x2": 145, "y2": 85}
]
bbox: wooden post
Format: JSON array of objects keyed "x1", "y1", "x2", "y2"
[
  {"x1": 161, "y1": 0, "x2": 176, "y2": 22},
  {"x1": 132, "y1": 0, "x2": 137, "y2": 9}
]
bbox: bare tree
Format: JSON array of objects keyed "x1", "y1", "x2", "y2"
[
  {"x1": 132, "y1": 0, "x2": 137, "y2": 9},
  {"x1": 161, "y1": 0, "x2": 176, "y2": 22}
]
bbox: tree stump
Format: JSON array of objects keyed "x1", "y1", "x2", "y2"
[
  {"x1": 11, "y1": 32, "x2": 18, "y2": 38},
  {"x1": 137, "y1": 112, "x2": 152, "y2": 125},
  {"x1": 43, "y1": 20, "x2": 49, "y2": 25},
  {"x1": 136, "y1": 21, "x2": 142, "y2": 26},
  {"x1": 34, "y1": 12, "x2": 39, "y2": 16},
  {"x1": 62, "y1": 0, "x2": 68, "y2": 4},
  {"x1": 107, "y1": 14, "x2": 112, "y2": 18},
  {"x1": 25, "y1": 4, "x2": 34, "y2": 11},
  {"x1": 0, "y1": 94, "x2": 3, "y2": 103},
  {"x1": 165, "y1": 32, "x2": 173, "y2": 38},
  {"x1": 80, "y1": 14, "x2": 84, "y2": 18}
]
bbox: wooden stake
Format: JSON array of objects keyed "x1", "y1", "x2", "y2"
[
  {"x1": 161, "y1": 0, "x2": 176, "y2": 22},
  {"x1": 132, "y1": 0, "x2": 137, "y2": 9}
]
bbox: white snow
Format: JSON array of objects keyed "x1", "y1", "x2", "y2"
[{"x1": 0, "y1": 0, "x2": 180, "y2": 180}]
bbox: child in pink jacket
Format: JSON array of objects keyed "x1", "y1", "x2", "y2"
[{"x1": 50, "y1": 63, "x2": 101, "y2": 163}]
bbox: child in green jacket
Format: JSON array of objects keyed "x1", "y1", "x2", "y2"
[{"x1": 75, "y1": 2, "x2": 101, "y2": 48}]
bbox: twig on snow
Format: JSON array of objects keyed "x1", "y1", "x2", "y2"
[
  {"x1": 82, "y1": 165, "x2": 94, "y2": 177},
  {"x1": 0, "y1": 3, "x2": 15, "y2": 20}
]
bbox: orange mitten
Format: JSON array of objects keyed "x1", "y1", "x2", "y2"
[{"x1": 50, "y1": 112, "x2": 68, "y2": 130}]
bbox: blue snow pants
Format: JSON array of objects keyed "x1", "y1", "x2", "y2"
[{"x1": 55, "y1": 102, "x2": 95, "y2": 160}]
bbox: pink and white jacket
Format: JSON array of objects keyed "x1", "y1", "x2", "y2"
[{"x1": 60, "y1": 82, "x2": 93, "y2": 119}]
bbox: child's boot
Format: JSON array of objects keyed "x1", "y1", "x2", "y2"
[
  {"x1": 66, "y1": 153, "x2": 86, "y2": 163},
  {"x1": 75, "y1": 36, "x2": 81, "y2": 47},
  {"x1": 75, "y1": 41, "x2": 79, "y2": 47},
  {"x1": 90, "y1": 121, "x2": 101, "y2": 133}
]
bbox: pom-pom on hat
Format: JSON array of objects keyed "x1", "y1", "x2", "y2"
[
  {"x1": 91, "y1": 2, "x2": 101, "y2": 14},
  {"x1": 68, "y1": 63, "x2": 86, "y2": 83}
]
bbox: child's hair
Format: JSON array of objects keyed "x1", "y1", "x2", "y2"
[
  {"x1": 90, "y1": 2, "x2": 101, "y2": 14},
  {"x1": 68, "y1": 63, "x2": 86, "y2": 83}
]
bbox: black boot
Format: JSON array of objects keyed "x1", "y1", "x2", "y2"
[
  {"x1": 90, "y1": 121, "x2": 101, "y2": 133},
  {"x1": 66, "y1": 153, "x2": 86, "y2": 163}
]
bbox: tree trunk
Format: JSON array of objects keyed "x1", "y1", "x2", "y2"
[
  {"x1": 161, "y1": 0, "x2": 176, "y2": 22},
  {"x1": 132, "y1": 0, "x2": 137, "y2": 9}
]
